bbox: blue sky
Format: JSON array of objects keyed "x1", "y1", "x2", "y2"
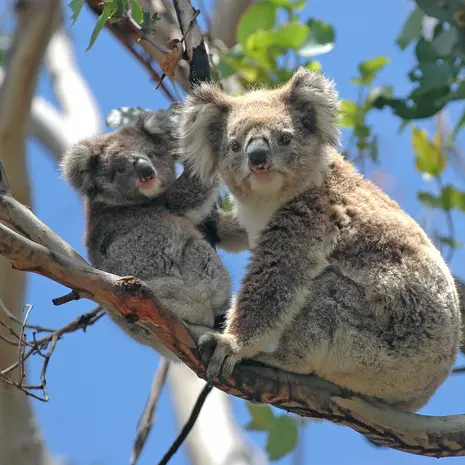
[{"x1": 21, "y1": 0, "x2": 465, "y2": 464}]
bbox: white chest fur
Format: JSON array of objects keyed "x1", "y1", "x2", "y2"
[{"x1": 233, "y1": 196, "x2": 283, "y2": 247}]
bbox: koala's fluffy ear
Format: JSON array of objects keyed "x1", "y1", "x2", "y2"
[
  {"x1": 283, "y1": 68, "x2": 341, "y2": 148},
  {"x1": 60, "y1": 144, "x2": 100, "y2": 197},
  {"x1": 177, "y1": 83, "x2": 231, "y2": 182},
  {"x1": 136, "y1": 110, "x2": 176, "y2": 146}
]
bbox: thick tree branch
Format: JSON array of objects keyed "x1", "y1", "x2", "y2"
[{"x1": 0, "y1": 160, "x2": 465, "y2": 458}]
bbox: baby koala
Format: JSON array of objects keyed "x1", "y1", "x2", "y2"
[
  {"x1": 178, "y1": 68, "x2": 462, "y2": 411},
  {"x1": 60, "y1": 110, "x2": 232, "y2": 361}
]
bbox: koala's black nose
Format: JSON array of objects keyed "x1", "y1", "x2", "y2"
[
  {"x1": 134, "y1": 158, "x2": 155, "y2": 181},
  {"x1": 247, "y1": 138, "x2": 271, "y2": 172}
]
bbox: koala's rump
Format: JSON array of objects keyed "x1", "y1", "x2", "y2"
[{"x1": 257, "y1": 265, "x2": 460, "y2": 410}]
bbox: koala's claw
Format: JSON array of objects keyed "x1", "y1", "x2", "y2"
[{"x1": 199, "y1": 332, "x2": 240, "y2": 381}]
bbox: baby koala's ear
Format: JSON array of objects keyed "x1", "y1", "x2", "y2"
[
  {"x1": 283, "y1": 67, "x2": 341, "y2": 149},
  {"x1": 60, "y1": 143, "x2": 101, "y2": 197},
  {"x1": 136, "y1": 109, "x2": 177, "y2": 147},
  {"x1": 177, "y1": 82, "x2": 231, "y2": 183}
]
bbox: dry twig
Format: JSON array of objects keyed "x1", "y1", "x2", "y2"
[
  {"x1": 0, "y1": 299, "x2": 103, "y2": 401},
  {"x1": 131, "y1": 358, "x2": 170, "y2": 465}
]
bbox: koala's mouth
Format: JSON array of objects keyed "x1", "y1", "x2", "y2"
[
  {"x1": 137, "y1": 175, "x2": 159, "y2": 196},
  {"x1": 249, "y1": 169, "x2": 277, "y2": 184},
  {"x1": 138, "y1": 173, "x2": 156, "y2": 185}
]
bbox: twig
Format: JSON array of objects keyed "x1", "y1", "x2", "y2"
[
  {"x1": 157, "y1": 382, "x2": 213, "y2": 465},
  {"x1": 130, "y1": 358, "x2": 170, "y2": 465},
  {"x1": 52, "y1": 290, "x2": 81, "y2": 306},
  {"x1": 0, "y1": 302, "x2": 104, "y2": 402},
  {"x1": 122, "y1": 9, "x2": 171, "y2": 55},
  {"x1": 453, "y1": 366, "x2": 465, "y2": 374},
  {"x1": 17, "y1": 303, "x2": 33, "y2": 384}
]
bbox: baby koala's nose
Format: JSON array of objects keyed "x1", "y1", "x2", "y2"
[
  {"x1": 134, "y1": 159, "x2": 155, "y2": 182},
  {"x1": 247, "y1": 139, "x2": 271, "y2": 173}
]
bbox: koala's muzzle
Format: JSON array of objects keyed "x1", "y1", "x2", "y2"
[
  {"x1": 134, "y1": 158, "x2": 155, "y2": 183},
  {"x1": 247, "y1": 138, "x2": 271, "y2": 173}
]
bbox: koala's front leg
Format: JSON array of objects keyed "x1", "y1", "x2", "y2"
[
  {"x1": 199, "y1": 200, "x2": 339, "y2": 380},
  {"x1": 163, "y1": 165, "x2": 220, "y2": 224}
]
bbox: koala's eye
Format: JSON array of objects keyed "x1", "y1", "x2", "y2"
[
  {"x1": 279, "y1": 133, "x2": 292, "y2": 146},
  {"x1": 147, "y1": 152, "x2": 155, "y2": 159},
  {"x1": 117, "y1": 166, "x2": 125, "y2": 173},
  {"x1": 230, "y1": 141, "x2": 241, "y2": 152}
]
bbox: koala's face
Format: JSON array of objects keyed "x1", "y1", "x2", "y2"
[
  {"x1": 179, "y1": 68, "x2": 341, "y2": 200},
  {"x1": 61, "y1": 112, "x2": 176, "y2": 205}
]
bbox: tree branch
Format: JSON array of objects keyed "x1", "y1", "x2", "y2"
[
  {"x1": 1, "y1": 159, "x2": 465, "y2": 458},
  {"x1": 130, "y1": 358, "x2": 170, "y2": 465}
]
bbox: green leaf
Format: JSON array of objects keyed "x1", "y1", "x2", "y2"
[
  {"x1": 415, "y1": 38, "x2": 439, "y2": 64},
  {"x1": 221, "y1": 196, "x2": 234, "y2": 212},
  {"x1": 129, "y1": 0, "x2": 144, "y2": 24},
  {"x1": 267, "y1": 0, "x2": 305, "y2": 8},
  {"x1": 372, "y1": 85, "x2": 450, "y2": 120},
  {"x1": 368, "y1": 135, "x2": 379, "y2": 162},
  {"x1": 246, "y1": 404, "x2": 275, "y2": 431},
  {"x1": 439, "y1": 185, "x2": 465, "y2": 210},
  {"x1": 355, "y1": 124, "x2": 370, "y2": 139},
  {"x1": 106, "y1": 106, "x2": 145, "y2": 127},
  {"x1": 237, "y1": 2, "x2": 277, "y2": 48},
  {"x1": 69, "y1": 0, "x2": 85, "y2": 24},
  {"x1": 414, "y1": 62, "x2": 453, "y2": 94},
  {"x1": 411, "y1": 127, "x2": 446, "y2": 176},
  {"x1": 304, "y1": 60, "x2": 322, "y2": 72},
  {"x1": 339, "y1": 100, "x2": 360, "y2": 128},
  {"x1": 396, "y1": 7, "x2": 424, "y2": 50},
  {"x1": 418, "y1": 191, "x2": 440, "y2": 208},
  {"x1": 87, "y1": 2, "x2": 117, "y2": 51},
  {"x1": 437, "y1": 236, "x2": 462, "y2": 249},
  {"x1": 245, "y1": 29, "x2": 278, "y2": 68},
  {"x1": 432, "y1": 28, "x2": 458, "y2": 56},
  {"x1": 271, "y1": 22, "x2": 309, "y2": 49},
  {"x1": 217, "y1": 45, "x2": 245, "y2": 79},
  {"x1": 298, "y1": 18, "x2": 335, "y2": 57},
  {"x1": 364, "y1": 85, "x2": 393, "y2": 111},
  {"x1": 266, "y1": 416, "x2": 299, "y2": 461},
  {"x1": 357, "y1": 56, "x2": 390, "y2": 85}
]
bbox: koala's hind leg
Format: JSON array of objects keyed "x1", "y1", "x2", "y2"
[
  {"x1": 105, "y1": 311, "x2": 182, "y2": 362},
  {"x1": 253, "y1": 266, "x2": 455, "y2": 410},
  {"x1": 145, "y1": 276, "x2": 215, "y2": 328}
]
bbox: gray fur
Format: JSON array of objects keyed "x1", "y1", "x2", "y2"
[
  {"x1": 60, "y1": 111, "x2": 232, "y2": 361},
  {"x1": 178, "y1": 68, "x2": 462, "y2": 412}
]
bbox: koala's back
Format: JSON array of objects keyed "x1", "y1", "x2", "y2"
[{"x1": 86, "y1": 203, "x2": 230, "y2": 327}]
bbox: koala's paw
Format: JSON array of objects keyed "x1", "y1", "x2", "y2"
[{"x1": 199, "y1": 332, "x2": 241, "y2": 381}]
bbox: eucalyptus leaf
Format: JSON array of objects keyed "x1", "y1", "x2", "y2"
[
  {"x1": 418, "y1": 191, "x2": 440, "y2": 208},
  {"x1": 87, "y1": 2, "x2": 117, "y2": 51},
  {"x1": 396, "y1": 7, "x2": 424, "y2": 50},
  {"x1": 412, "y1": 127, "x2": 446, "y2": 176},
  {"x1": 266, "y1": 416, "x2": 299, "y2": 461},
  {"x1": 357, "y1": 56, "x2": 390, "y2": 85},
  {"x1": 298, "y1": 18, "x2": 335, "y2": 57},
  {"x1": 69, "y1": 0, "x2": 85, "y2": 24},
  {"x1": 237, "y1": 2, "x2": 277, "y2": 48},
  {"x1": 246, "y1": 404, "x2": 276, "y2": 431}
]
